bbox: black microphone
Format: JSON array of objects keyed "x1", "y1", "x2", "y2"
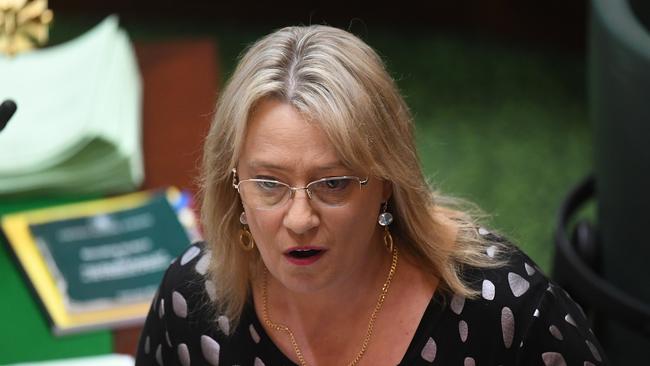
[{"x1": 0, "y1": 100, "x2": 17, "y2": 132}]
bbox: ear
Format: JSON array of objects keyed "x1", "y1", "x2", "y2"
[{"x1": 381, "y1": 179, "x2": 393, "y2": 203}]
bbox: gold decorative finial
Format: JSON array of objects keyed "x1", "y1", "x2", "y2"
[{"x1": 0, "y1": 0, "x2": 53, "y2": 56}]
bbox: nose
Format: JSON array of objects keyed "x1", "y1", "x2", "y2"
[{"x1": 282, "y1": 190, "x2": 320, "y2": 235}]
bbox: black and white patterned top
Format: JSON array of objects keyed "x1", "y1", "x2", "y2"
[{"x1": 136, "y1": 234, "x2": 608, "y2": 366}]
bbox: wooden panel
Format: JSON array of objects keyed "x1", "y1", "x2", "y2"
[
  {"x1": 137, "y1": 39, "x2": 218, "y2": 196},
  {"x1": 112, "y1": 39, "x2": 218, "y2": 356}
]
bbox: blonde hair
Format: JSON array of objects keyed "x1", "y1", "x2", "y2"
[{"x1": 200, "y1": 25, "x2": 509, "y2": 327}]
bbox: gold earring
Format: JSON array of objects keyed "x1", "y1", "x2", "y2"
[
  {"x1": 240, "y1": 227, "x2": 255, "y2": 251},
  {"x1": 383, "y1": 228, "x2": 394, "y2": 253},
  {"x1": 239, "y1": 212, "x2": 255, "y2": 251}
]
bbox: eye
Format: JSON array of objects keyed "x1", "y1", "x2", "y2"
[
  {"x1": 255, "y1": 180, "x2": 282, "y2": 190},
  {"x1": 323, "y1": 178, "x2": 350, "y2": 190}
]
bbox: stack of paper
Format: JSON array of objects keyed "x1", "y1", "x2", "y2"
[{"x1": 0, "y1": 16, "x2": 143, "y2": 196}]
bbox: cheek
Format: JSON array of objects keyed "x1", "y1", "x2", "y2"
[
  {"x1": 325, "y1": 203, "x2": 379, "y2": 245},
  {"x1": 245, "y1": 209, "x2": 282, "y2": 248}
]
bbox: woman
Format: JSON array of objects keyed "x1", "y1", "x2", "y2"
[{"x1": 136, "y1": 25, "x2": 607, "y2": 365}]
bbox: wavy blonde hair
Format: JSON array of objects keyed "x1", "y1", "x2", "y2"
[{"x1": 200, "y1": 25, "x2": 509, "y2": 328}]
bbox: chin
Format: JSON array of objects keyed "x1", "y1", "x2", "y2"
[{"x1": 275, "y1": 266, "x2": 334, "y2": 293}]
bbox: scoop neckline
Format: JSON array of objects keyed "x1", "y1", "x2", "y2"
[{"x1": 244, "y1": 289, "x2": 448, "y2": 365}]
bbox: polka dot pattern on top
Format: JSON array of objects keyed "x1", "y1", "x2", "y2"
[{"x1": 135, "y1": 235, "x2": 609, "y2": 365}]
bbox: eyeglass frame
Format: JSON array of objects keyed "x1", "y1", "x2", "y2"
[{"x1": 231, "y1": 168, "x2": 369, "y2": 209}]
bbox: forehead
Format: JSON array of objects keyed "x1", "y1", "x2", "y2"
[{"x1": 239, "y1": 99, "x2": 344, "y2": 174}]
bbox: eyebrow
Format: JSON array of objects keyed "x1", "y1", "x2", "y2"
[{"x1": 247, "y1": 160, "x2": 347, "y2": 173}]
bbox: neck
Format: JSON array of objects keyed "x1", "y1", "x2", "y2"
[
  {"x1": 259, "y1": 245, "x2": 398, "y2": 366},
  {"x1": 268, "y1": 245, "x2": 392, "y2": 327},
  {"x1": 260, "y1": 242, "x2": 393, "y2": 336}
]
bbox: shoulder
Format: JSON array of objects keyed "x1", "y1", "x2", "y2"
[
  {"x1": 453, "y1": 229, "x2": 550, "y2": 323},
  {"x1": 430, "y1": 231, "x2": 607, "y2": 365},
  {"x1": 447, "y1": 237, "x2": 552, "y2": 350},
  {"x1": 136, "y1": 242, "x2": 228, "y2": 366},
  {"x1": 151, "y1": 241, "x2": 216, "y2": 326},
  {"x1": 466, "y1": 233, "x2": 549, "y2": 308}
]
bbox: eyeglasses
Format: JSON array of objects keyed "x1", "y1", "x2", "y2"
[{"x1": 232, "y1": 169, "x2": 369, "y2": 210}]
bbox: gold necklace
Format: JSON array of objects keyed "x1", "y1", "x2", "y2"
[{"x1": 261, "y1": 247, "x2": 399, "y2": 366}]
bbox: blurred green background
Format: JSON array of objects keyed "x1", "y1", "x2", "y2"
[{"x1": 0, "y1": 2, "x2": 592, "y2": 363}]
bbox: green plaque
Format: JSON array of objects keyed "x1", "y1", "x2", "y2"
[{"x1": 30, "y1": 193, "x2": 189, "y2": 312}]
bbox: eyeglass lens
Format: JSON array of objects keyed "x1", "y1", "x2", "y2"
[{"x1": 238, "y1": 177, "x2": 362, "y2": 209}]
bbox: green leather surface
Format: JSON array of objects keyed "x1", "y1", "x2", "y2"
[{"x1": 0, "y1": 197, "x2": 112, "y2": 364}]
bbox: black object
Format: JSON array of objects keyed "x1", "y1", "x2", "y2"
[
  {"x1": 0, "y1": 100, "x2": 17, "y2": 132},
  {"x1": 587, "y1": 0, "x2": 650, "y2": 362},
  {"x1": 553, "y1": 175, "x2": 650, "y2": 337}
]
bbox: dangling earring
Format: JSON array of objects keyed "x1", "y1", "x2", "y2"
[
  {"x1": 378, "y1": 202, "x2": 394, "y2": 253},
  {"x1": 239, "y1": 212, "x2": 255, "y2": 251}
]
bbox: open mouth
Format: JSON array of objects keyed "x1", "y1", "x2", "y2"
[{"x1": 287, "y1": 249, "x2": 323, "y2": 259}]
